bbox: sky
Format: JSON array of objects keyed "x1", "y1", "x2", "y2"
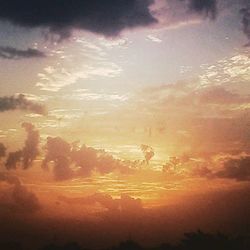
[{"x1": 0, "y1": 1, "x2": 250, "y2": 249}]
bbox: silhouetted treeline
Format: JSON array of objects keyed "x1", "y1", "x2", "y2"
[
  {"x1": 1, "y1": 230, "x2": 250, "y2": 250},
  {"x1": 41, "y1": 231, "x2": 250, "y2": 250}
]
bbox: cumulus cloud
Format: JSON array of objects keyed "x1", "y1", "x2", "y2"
[
  {"x1": 0, "y1": 0, "x2": 156, "y2": 39},
  {"x1": 0, "y1": 172, "x2": 40, "y2": 213},
  {"x1": 5, "y1": 123, "x2": 40, "y2": 170},
  {"x1": 71, "y1": 145, "x2": 99, "y2": 176},
  {"x1": 42, "y1": 137, "x2": 73, "y2": 180},
  {"x1": 42, "y1": 137, "x2": 134, "y2": 180},
  {"x1": 140, "y1": 144, "x2": 154, "y2": 164},
  {"x1": 0, "y1": 94, "x2": 47, "y2": 115},
  {"x1": 0, "y1": 46, "x2": 45, "y2": 59}
]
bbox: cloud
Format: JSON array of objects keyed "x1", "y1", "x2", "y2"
[
  {"x1": 5, "y1": 150, "x2": 23, "y2": 170},
  {"x1": 198, "y1": 86, "x2": 250, "y2": 105},
  {"x1": 0, "y1": 0, "x2": 248, "y2": 43},
  {"x1": 216, "y1": 156, "x2": 250, "y2": 181},
  {"x1": 0, "y1": 46, "x2": 45, "y2": 59},
  {"x1": 131, "y1": 65, "x2": 250, "y2": 154},
  {"x1": 0, "y1": 172, "x2": 40, "y2": 213},
  {"x1": 59, "y1": 193, "x2": 143, "y2": 213},
  {"x1": 0, "y1": 143, "x2": 6, "y2": 158},
  {"x1": 0, "y1": 172, "x2": 20, "y2": 185},
  {"x1": 149, "y1": 0, "x2": 217, "y2": 31},
  {"x1": 21, "y1": 122, "x2": 40, "y2": 169},
  {"x1": 147, "y1": 34, "x2": 162, "y2": 43},
  {"x1": 36, "y1": 38, "x2": 122, "y2": 91},
  {"x1": 42, "y1": 137, "x2": 134, "y2": 180},
  {"x1": 0, "y1": 0, "x2": 156, "y2": 39},
  {"x1": 135, "y1": 50, "x2": 250, "y2": 120},
  {"x1": 0, "y1": 94, "x2": 47, "y2": 115},
  {"x1": 140, "y1": 144, "x2": 154, "y2": 164},
  {"x1": 185, "y1": 0, "x2": 217, "y2": 19},
  {"x1": 240, "y1": 7, "x2": 250, "y2": 46},
  {"x1": 5, "y1": 123, "x2": 40, "y2": 170},
  {"x1": 42, "y1": 137, "x2": 73, "y2": 181},
  {"x1": 185, "y1": 155, "x2": 250, "y2": 181},
  {"x1": 71, "y1": 145, "x2": 99, "y2": 177}
]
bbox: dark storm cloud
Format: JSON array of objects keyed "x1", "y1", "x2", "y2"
[
  {"x1": 0, "y1": 172, "x2": 40, "y2": 213},
  {"x1": 240, "y1": 7, "x2": 250, "y2": 46},
  {"x1": 5, "y1": 123, "x2": 40, "y2": 170},
  {"x1": 0, "y1": 94, "x2": 47, "y2": 115},
  {"x1": 184, "y1": 0, "x2": 217, "y2": 19},
  {"x1": 0, "y1": 0, "x2": 156, "y2": 38},
  {"x1": 0, "y1": 46, "x2": 45, "y2": 59}
]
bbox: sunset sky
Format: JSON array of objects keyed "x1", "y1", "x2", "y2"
[{"x1": 0, "y1": 1, "x2": 250, "y2": 249}]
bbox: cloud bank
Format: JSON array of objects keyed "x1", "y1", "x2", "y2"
[{"x1": 0, "y1": 0, "x2": 156, "y2": 38}]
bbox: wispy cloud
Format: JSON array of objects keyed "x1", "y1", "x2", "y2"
[
  {"x1": 36, "y1": 38, "x2": 122, "y2": 91},
  {"x1": 199, "y1": 52, "x2": 250, "y2": 87},
  {"x1": 68, "y1": 89, "x2": 129, "y2": 102},
  {"x1": 147, "y1": 34, "x2": 162, "y2": 43}
]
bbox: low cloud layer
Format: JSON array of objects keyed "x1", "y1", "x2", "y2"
[
  {"x1": 0, "y1": 46, "x2": 45, "y2": 59},
  {"x1": 0, "y1": 172, "x2": 40, "y2": 213},
  {"x1": 0, "y1": 94, "x2": 47, "y2": 115},
  {"x1": 59, "y1": 192, "x2": 143, "y2": 214}
]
